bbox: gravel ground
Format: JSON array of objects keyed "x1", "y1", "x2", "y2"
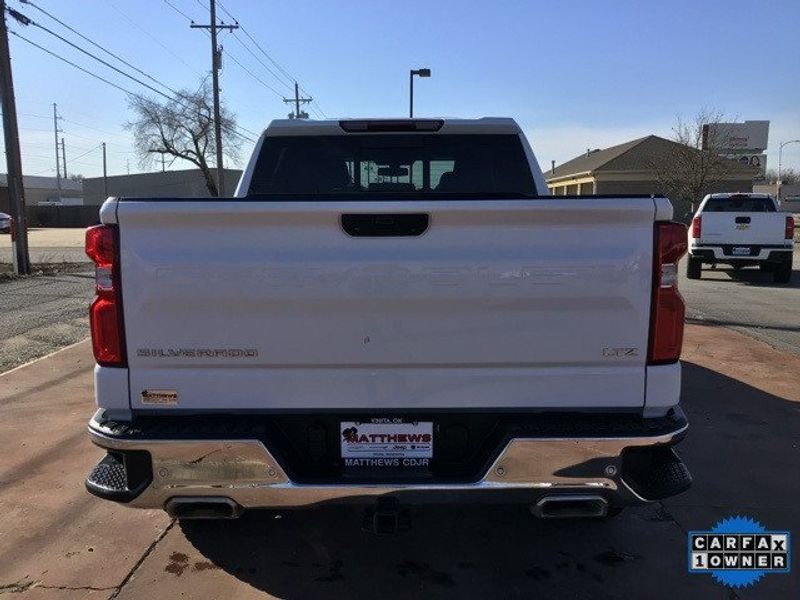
[{"x1": 0, "y1": 270, "x2": 94, "y2": 372}]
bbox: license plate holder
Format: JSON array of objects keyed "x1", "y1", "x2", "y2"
[{"x1": 341, "y1": 419, "x2": 433, "y2": 472}]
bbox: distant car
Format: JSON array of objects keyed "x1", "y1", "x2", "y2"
[{"x1": 0, "y1": 212, "x2": 11, "y2": 234}]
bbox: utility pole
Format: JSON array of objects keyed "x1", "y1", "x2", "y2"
[
  {"x1": 191, "y1": 0, "x2": 237, "y2": 197},
  {"x1": 0, "y1": 0, "x2": 30, "y2": 274},
  {"x1": 126, "y1": 157, "x2": 130, "y2": 175},
  {"x1": 161, "y1": 152, "x2": 166, "y2": 172},
  {"x1": 101, "y1": 142, "x2": 108, "y2": 198},
  {"x1": 52, "y1": 102, "x2": 62, "y2": 201},
  {"x1": 60, "y1": 137, "x2": 66, "y2": 180},
  {"x1": 283, "y1": 81, "x2": 311, "y2": 119}
]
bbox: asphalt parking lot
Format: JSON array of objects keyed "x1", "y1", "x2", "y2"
[
  {"x1": 1, "y1": 324, "x2": 798, "y2": 599},
  {"x1": 1, "y1": 229, "x2": 798, "y2": 598},
  {"x1": 680, "y1": 247, "x2": 800, "y2": 355}
]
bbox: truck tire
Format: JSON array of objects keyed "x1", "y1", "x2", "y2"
[
  {"x1": 759, "y1": 263, "x2": 775, "y2": 273},
  {"x1": 773, "y1": 261, "x2": 792, "y2": 284},
  {"x1": 686, "y1": 257, "x2": 701, "y2": 280}
]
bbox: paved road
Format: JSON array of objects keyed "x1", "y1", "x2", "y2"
[
  {"x1": 680, "y1": 247, "x2": 800, "y2": 355},
  {"x1": 1, "y1": 325, "x2": 798, "y2": 599},
  {"x1": 0, "y1": 271, "x2": 94, "y2": 371}
]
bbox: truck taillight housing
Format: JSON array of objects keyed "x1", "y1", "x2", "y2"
[
  {"x1": 786, "y1": 216, "x2": 795, "y2": 240},
  {"x1": 648, "y1": 222, "x2": 687, "y2": 364},
  {"x1": 86, "y1": 224, "x2": 126, "y2": 367},
  {"x1": 691, "y1": 215, "x2": 701, "y2": 238}
]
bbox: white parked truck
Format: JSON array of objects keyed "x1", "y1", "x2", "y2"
[
  {"x1": 84, "y1": 118, "x2": 691, "y2": 528},
  {"x1": 687, "y1": 193, "x2": 795, "y2": 283}
]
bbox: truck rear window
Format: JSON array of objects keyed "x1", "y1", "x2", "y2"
[
  {"x1": 703, "y1": 197, "x2": 776, "y2": 212},
  {"x1": 247, "y1": 134, "x2": 537, "y2": 198}
]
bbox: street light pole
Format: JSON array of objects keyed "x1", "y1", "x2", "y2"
[
  {"x1": 777, "y1": 140, "x2": 800, "y2": 202},
  {"x1": 409, "y1": 68, "x2": 431, "y2": 118}
]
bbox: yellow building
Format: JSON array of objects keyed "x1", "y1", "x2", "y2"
[{"x1": 544, "y1": 135, "x2": 756, "y2": 198}]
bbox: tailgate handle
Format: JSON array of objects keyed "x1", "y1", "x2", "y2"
[
  {"x1": 735, "y1": 216, "x2": 751, "y2": 224},
  {"x1": 341, "y1": 213, "x2": 429, "y2": 237}
]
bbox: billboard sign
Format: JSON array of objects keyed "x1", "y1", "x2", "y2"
[{"x1": 703, "y1": 121, "x2": 770, "y2": 152}]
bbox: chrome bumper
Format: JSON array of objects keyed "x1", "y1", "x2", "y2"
[{"x1": 87, "y1": 409, "x2": 689, "y2": 510}]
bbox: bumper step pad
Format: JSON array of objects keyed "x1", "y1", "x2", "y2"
[
  {"x1": 85, "y1": 451, "x2": 152, "y2": 503},
  {"x1": 622, "y1": 447, "x2": 692, "y2": 501}
]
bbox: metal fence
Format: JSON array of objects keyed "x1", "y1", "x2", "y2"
[{"x1": 26, "y1": 205, "x2": 100, "y2": 228}]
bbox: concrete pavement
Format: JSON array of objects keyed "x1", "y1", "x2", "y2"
[
  {"x1": 1, "y1": 325, "x2": 798, "y2": 599},
  {"x1": 0, "y1": 229, "x2": 90, "y2": 265}
]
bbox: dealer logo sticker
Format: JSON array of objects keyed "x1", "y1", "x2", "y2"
[
  {"x1": 689, "y1": 516, "x2": 791, "y2": 588},
  {"x1": 141, "y1": 389, "x2": 178, "y2": 405}
]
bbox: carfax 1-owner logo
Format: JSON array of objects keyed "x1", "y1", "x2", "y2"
[{"x1": 689, "y1": 516, "x2": 791, "y2": 588}]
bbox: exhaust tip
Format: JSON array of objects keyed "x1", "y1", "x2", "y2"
[
  {"x1": 532, "y1": 495, "x2": 608, "y2": 519},
  {"x1": 165, "y1": 497, "x2": 242, "y2": 520}
]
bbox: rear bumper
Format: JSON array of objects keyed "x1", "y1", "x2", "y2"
[
  {"x1": 689, "y1": 244, "x2": 792, "y2": 262},
  {"x1": 86, "y1": 408, "x2": 690, "y2": 511}
]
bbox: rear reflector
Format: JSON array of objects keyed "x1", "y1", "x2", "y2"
[
  {"x1": 339, "y1": 119, "x2": 444, "y2": 132},
  {"x1": 85, "y1": 225, "x2": 126, "y2": 367},
  {"x1": 691, "y1": 215, "x2": 701, "y2": 238},
  {"x1": 786, "y1": 216, "x2": 795, "y2": 240},
  {"x1": 648, "y1": 222, "x2": 687, "y2": 364}
]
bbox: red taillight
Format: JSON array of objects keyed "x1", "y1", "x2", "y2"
[
  {"x1": 85, "y1": 225, "x2": 126, "y2": 366},
  {"x1": 691, "y1": 215, "x2": 701, "y2": 238},
  {"x1": 648, "y1": 222, "x2": 687, "y2": 364},
  {"x1": 786, "y1": 216, "x2": 795, "y2": 240}
]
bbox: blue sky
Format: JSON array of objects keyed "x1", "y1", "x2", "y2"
[{"x1": 3, "y1": 0, "x2": 799, "y2": 179}]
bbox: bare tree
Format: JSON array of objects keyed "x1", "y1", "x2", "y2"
[
  {"x1": 649, "y1": 109, "x2": 745, "y2": 216},
  {"x1": 127, "y1": 82, "x2": 241, "y2": 196}
]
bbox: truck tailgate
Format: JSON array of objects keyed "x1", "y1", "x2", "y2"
[
  {"x1": 698, "y1": 212, "x2": 786, "y2": 245},
  {"x1": 116, "y1": 198, "x2": 657, "y2": 411}
]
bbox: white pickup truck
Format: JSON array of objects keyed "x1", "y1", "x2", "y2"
[
  {"x1": 84, "y1": 118, "x2": 691, "y2": 529},
  {"x1": 687, "y1": 193, "x2": 795, "y2": 283}
]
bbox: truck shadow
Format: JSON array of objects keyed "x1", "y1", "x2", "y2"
[
  {"x1": 178, "y1": 362, "x2": 800, "y2": 599},
  {"x1": 707, "y1": 265, "x2": 800, "y2": 289}
]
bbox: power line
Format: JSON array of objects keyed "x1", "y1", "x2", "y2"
[
  {"x1": 62, "y1": 118, "x2": 131, "y2": 139},
  {"x1": 160, "y1": 1, "x2": 285, "y2": 107},
  {"x1": 6, "y1": 8, "x2": 180, "y2": 103},
  {"x1": 19, "y1": 0, "x2": 181, "y2": 97},
  {"x1": 10, "y1": 30, "x2": 135, "y2": 98},
  {"x1": 224, "y1": 47, "x2": 285, "y2": 99},
  {"x1": 9, "y1": 28, "x2": 257, "y2": 144},
  {"x1": 105, "y1": 0, "x2": 200, "y2": 75},
  {"x1": 161, "y1": 0, "x2": 196, "y2": 23},
  {"x1": 214, "y1": 1, "x2": 328, "y2": 118},
  {"x1": 69, "y1": 143, "x2": 102, "y2": 163},
  {"x1": 229, "y1": 32, "x2": 292, "y2": 93}
]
